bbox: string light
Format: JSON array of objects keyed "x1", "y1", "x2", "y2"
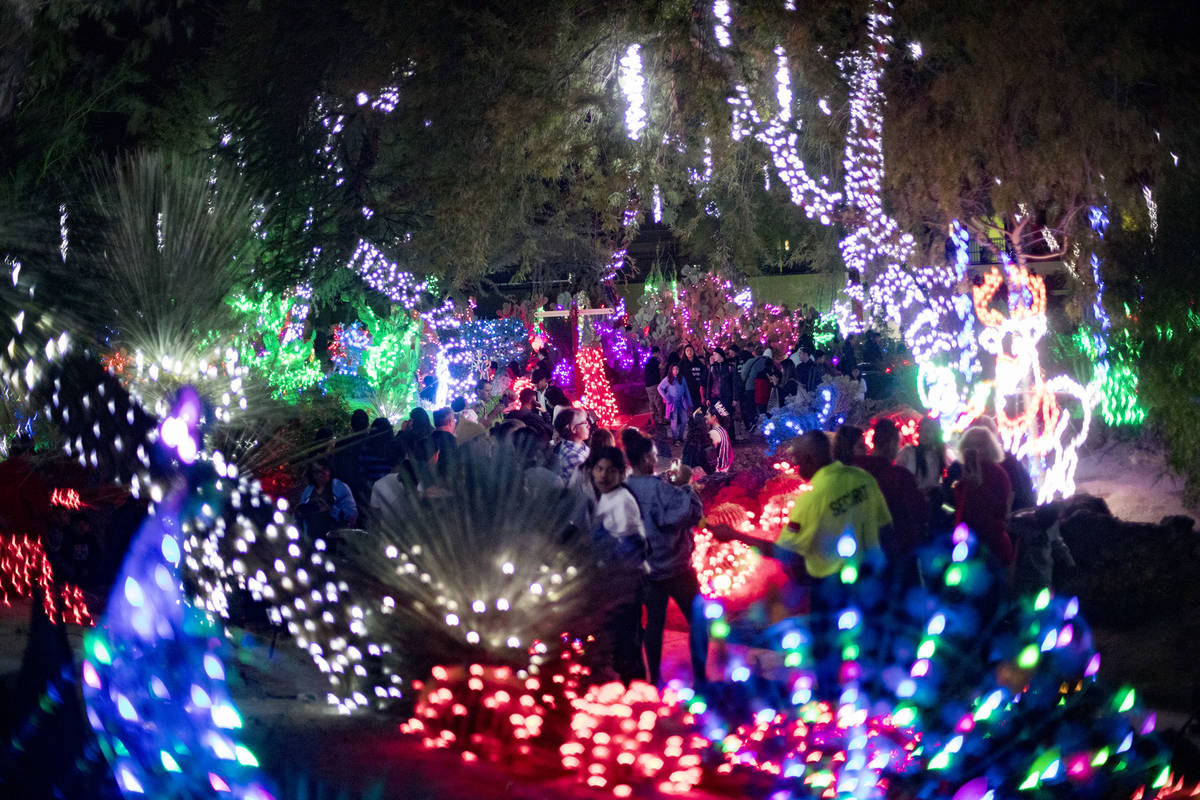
[
  {"x1": 347, "y1": 239, "x2": 435, "y2": 307},
  {"x1": 83, "y1": 489, "x2": 273, "y2": 800},
  {"x1": 0, "y1": 533, "x2": 93, "y2": 626},
  {"x1": 228, "y1": 284, "x2": 323, "y2": 399},
  {"x1": 618, "y1": 45, "x2": 647, "y2": 141},
  {"x1": 563, "y1": 681, "x2": 707, "y2": 795},
  {"x1": 575, "y1": 345, "x2": 621, "y2": 427},
  {"x1": 712, "y1": 0, "x2": 733, "y2": 48},
  {"x1": 683, "y1": 527, "x2": 1175, "y2": 799},
  {"x1": 327, "y1": 322, "x2": 373, "y2": 376},
  {"x1": 402, "y1": 648, "x2": 591, "y2": 763}
]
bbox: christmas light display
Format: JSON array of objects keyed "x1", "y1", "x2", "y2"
[
  {"x1": 679, "y1": 526, "x2": 1177, "y2": 800},
  {"x1": 401, "y1": 645, "x2": 591, "y2": 763},
  {"x1": 719, "y1": 0, "x2": 1101, "y2": 498},
  {"x1": 82, "y1": 491, "x2": 273, "y2": 800},
  {"x1": 330, "y1": 448, "x2": 617, "y2": 720},
  {"x1": 619, "y1": 44, "x2": 647, "y2": 142},
  {"x1": 356, "y1": 303, "x2": 422, "y2": 420},
  {"x1": 106, "y1": 345, "x2": 253, "y2": 431},
  {"x1": 328, "y1": 321, "x2": 373, "y2": 376},
  {"x1": 575, "y1": 344, "x2": 621, "y2": 427},
  {"x1": 551, "y1": 358, "x2": 574, "y2": 389},
  {"x1": 760, "y1": 378, "x2": 868, "y2": 453},
  {"x1": 693, "y1": 508, "x2": 762, "y2": 599},
  {"x1": 1065, "y1": 327, "x2": 1146, "y2": 427},
  {"x1": 0, "y1": 533, "x2": 93, "y2": 625},
  {"x1": 711, "y1": 700, "x2": 921, "y2": 789},
  {"x1": 633, "y1": 264, "x2": 810, "y2": 355},
  {"x1": 811, "y1": 311, "x2": 839, "y2": 351},
  {"x1": 861, "y1": 411, "x2": 921, "y2": 453},
  {"x1": 1, "y1": 12, "x2": 1187, "y2": 799},
  {"x1": 50, "y1": 486, "x2": 85, "y2": 509},
  {"x1": 346, "y1": 239, "x2": 435, "y2": 307},
  {"x1": 441, "y1": 318, "x2": 528, "y2": 400},
  {"x1": 969, "y1": 263, "x2": 1096, "y2": 501},
  {"x1": 561, "y1": 681, "x2": 707, "y2": 795},
  {"x1": 1062, "y1": 207, "x2": 1146, "y2": 427},
  {"x1": 228, "y1": 285, "x2": 323, "y2": 399}
]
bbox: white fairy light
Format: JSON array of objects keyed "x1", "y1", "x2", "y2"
[
  {"x1": 1143, "y1": 185, "x2": 1157, "y2": 239},
  {"x1": 59, "y1": 204, "x2": 69, "y2": 263},
  {"x1": 347, "y1": 239, "x2": 433, "y2": 306},
  {"x1": 713, "y1": 0, "x2": 733, "y2": 48},
  {"x1": 618, "y1": 44, "x2": 647, "y2": 141},
  {"x1": 652, "y1": 184, "x2": 663, "y2": 223},
  {"x1": 774, "y1": 47, "x2": 792, "y2": 122}
]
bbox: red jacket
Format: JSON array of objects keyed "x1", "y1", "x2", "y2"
[
  {"x1": 854, "y1": 455, "x2": 928, "y2": 557},
  {"x1": 953, "y1": 461, "x2": 1014, "y2": 564}
]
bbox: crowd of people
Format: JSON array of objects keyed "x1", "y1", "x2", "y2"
[
  {"x1": 0, "y1": 323, "x2": 1063, "y2": 693},
  {"x1": 287, "y1": 329, "x2": 1067, "y2": 688},
  {"x1": 294, "y1": 373, "x2": 711, "y2": 687},
  {"x1": 644, "y1": 333, "x2": 884, "y2": 451}
]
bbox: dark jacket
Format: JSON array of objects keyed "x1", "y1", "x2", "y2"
[
  {"x1": 625, "y1": 475, "x2": 703, "y2": 580},
  {"x1": 708, "y1": 362, "x2": 736, "y2": 405},
  {"x1": 643, "y1": 355, "x2": 662, "y2": 387}
]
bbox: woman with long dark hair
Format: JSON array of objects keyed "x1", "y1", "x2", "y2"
[{"x1": 657, "y1": 364, "x2": 693, "y2": 444}]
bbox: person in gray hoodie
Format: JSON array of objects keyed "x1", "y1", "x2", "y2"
[{"x1": 624, "y1": 431, "x2": 708, "y2": 687}]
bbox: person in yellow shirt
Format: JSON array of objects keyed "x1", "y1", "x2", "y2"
[
  {"x1": 712, "y1": 431, "x2": 892, "y2": 579},
  {"x1": 712, "y1": 430, "x2": 893, "y2": 695}
]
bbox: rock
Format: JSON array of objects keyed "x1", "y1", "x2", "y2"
[
  {"x1": 1159, "y1": 514, "x2": 1196, "y2": 533},
  {"x1": 1062, "y1": 493, "x2": 1111, "y2": 520}
]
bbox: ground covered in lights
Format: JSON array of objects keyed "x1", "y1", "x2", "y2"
[{"x1": 2, "y1": 440, "x2": 1197, "y2": 799}]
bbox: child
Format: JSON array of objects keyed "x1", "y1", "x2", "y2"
[{"x1": 588, "y1": 446, "x2": 648, "y2": 684}]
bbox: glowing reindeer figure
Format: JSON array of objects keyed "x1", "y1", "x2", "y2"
[{"x1": 972, "y1": 263, "x2": 1096, "y2": 502}]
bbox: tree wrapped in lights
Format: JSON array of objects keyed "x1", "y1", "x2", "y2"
[
  {"x1": 80, "y1": 152, "x2": 264, "y2": 422},
  {"x1": 357, "y1": 302, "x2": 422, "y2": 421},
  {"x1": 632, "y1": 264, "x2": 808, "y2": 356},
  {"x1": 576, "y1": 344, "x2": 622, "y2": 427},
  {"x1": 228, "y1": 284, "x2": 323, "y2": 400},
  {"x1": 437, "y1": 317, "x2": 529, "y2": 405}
]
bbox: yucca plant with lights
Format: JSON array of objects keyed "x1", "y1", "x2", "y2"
[{"x1": 83, "y1": 151, "x2": 266, "y2": 423}]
